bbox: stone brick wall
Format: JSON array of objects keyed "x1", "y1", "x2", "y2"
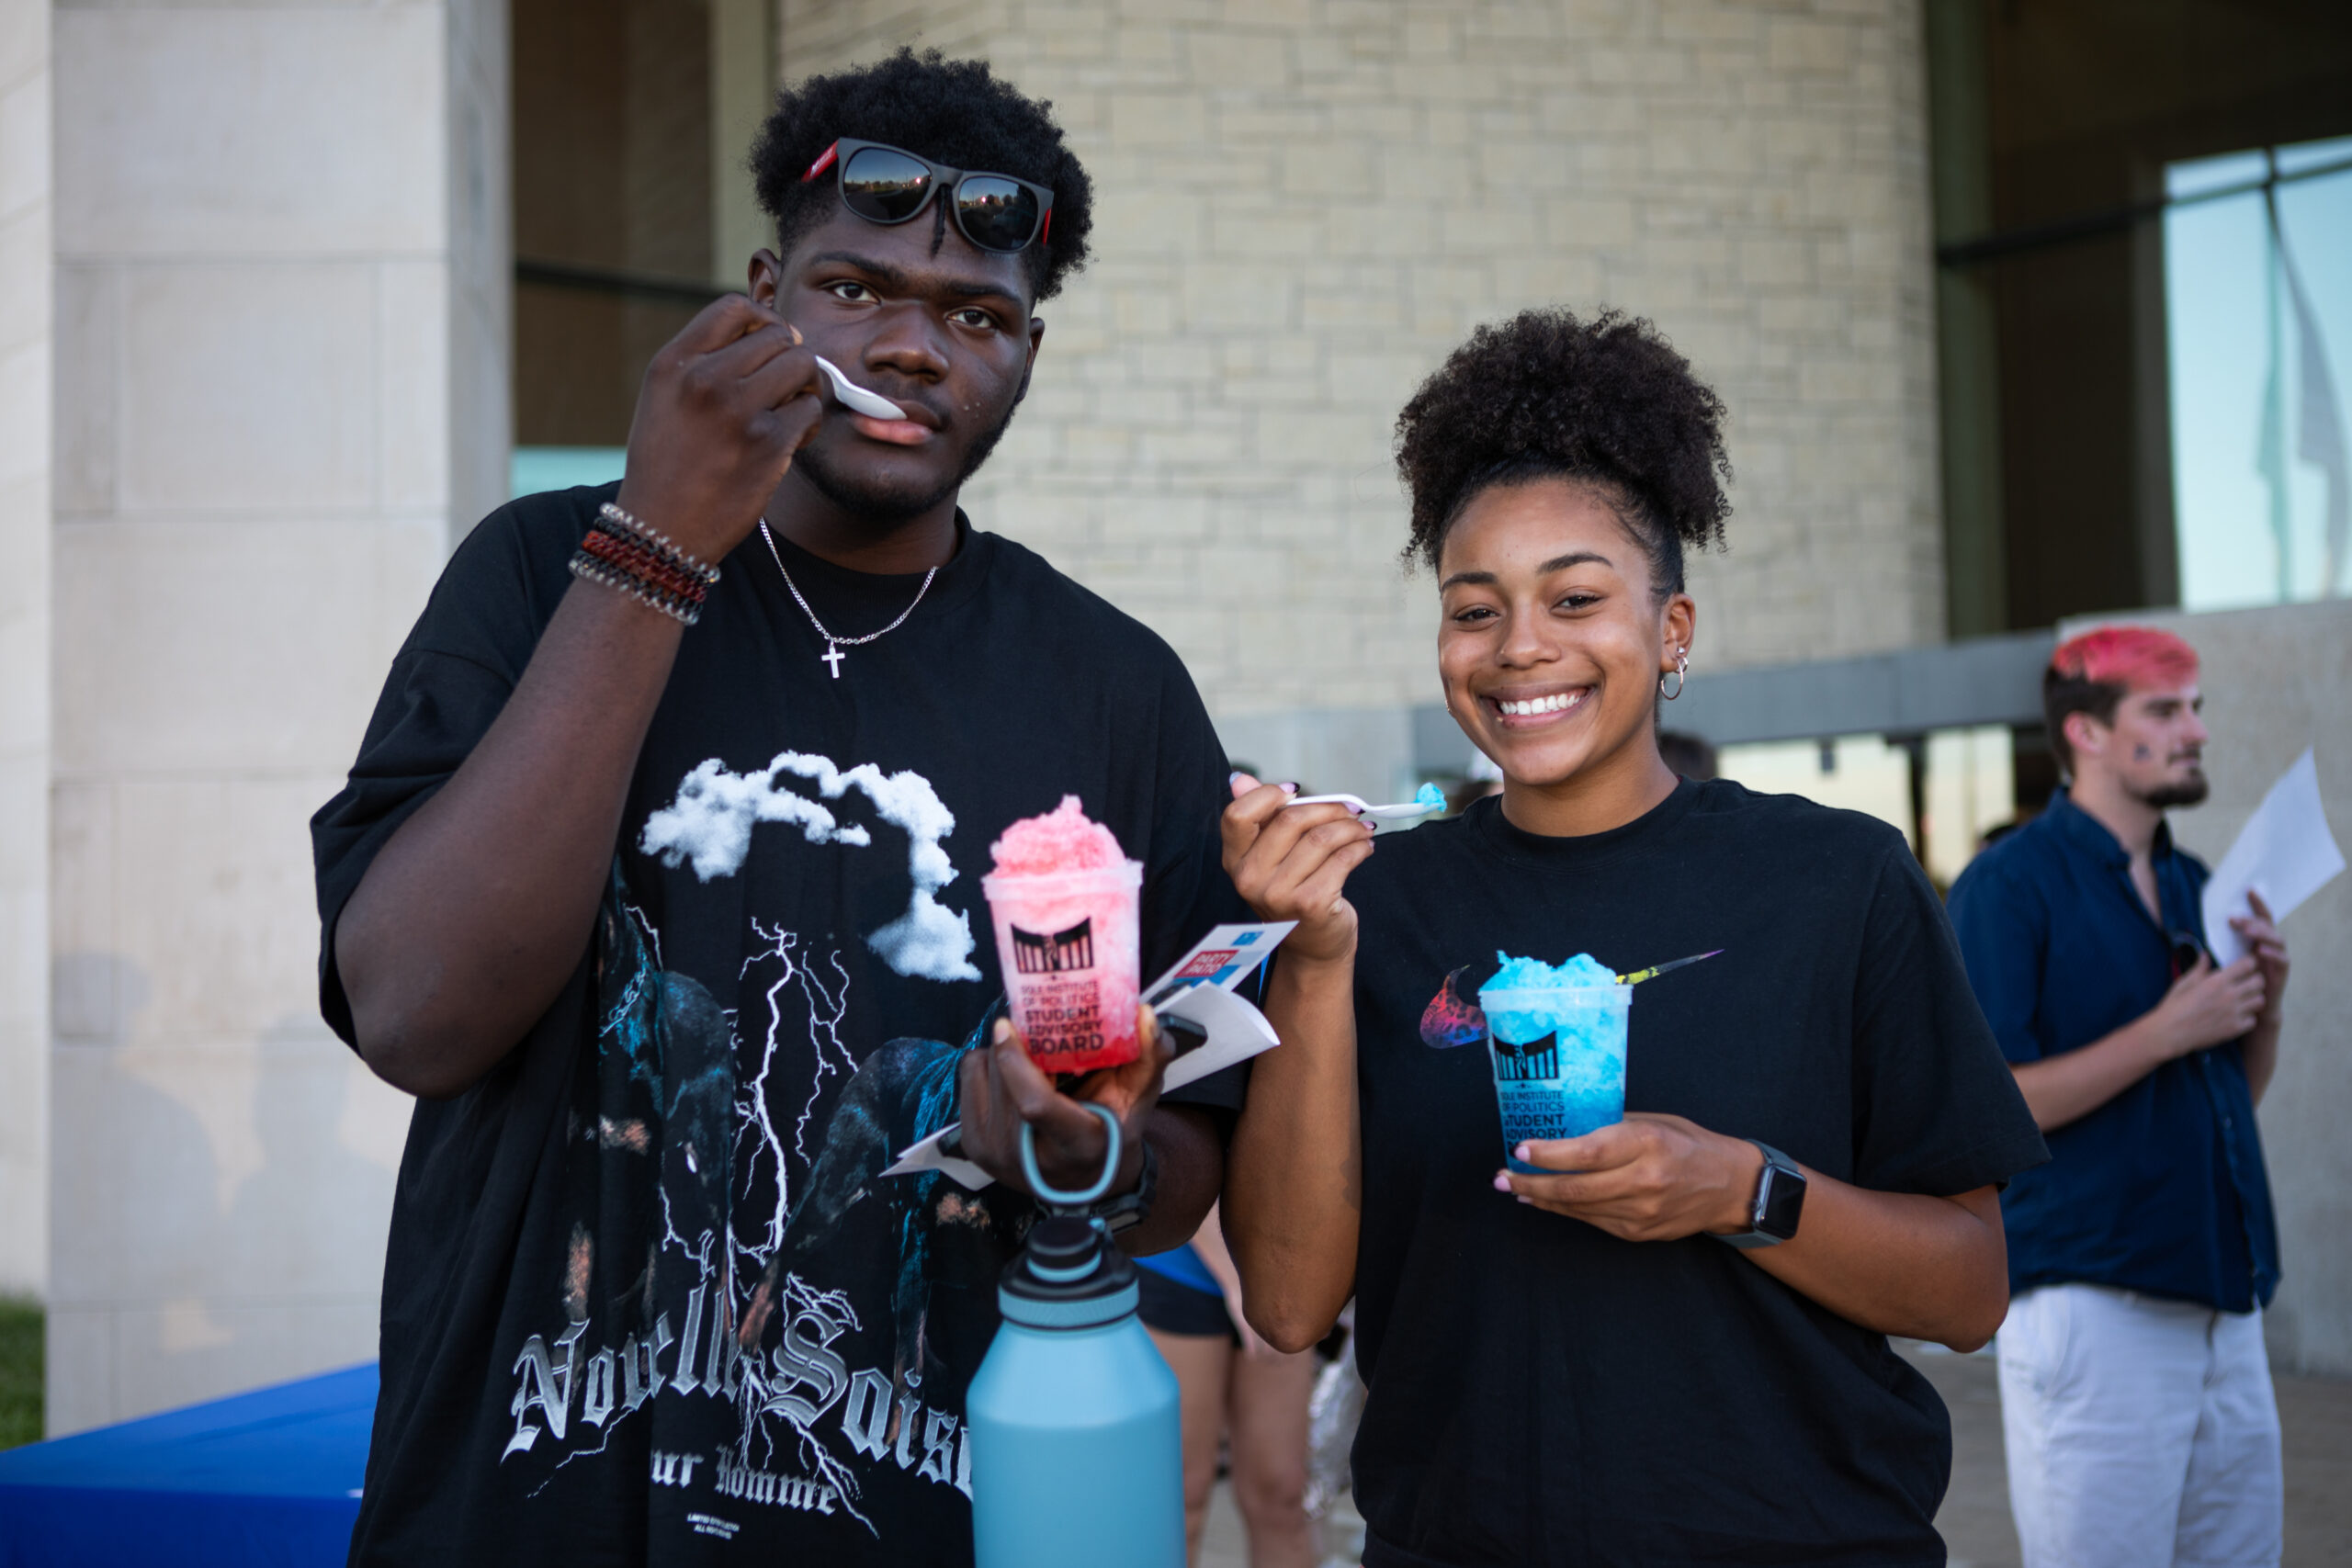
[{"x1": 780, "y1": 0, "x2": 1945, "y2": 732}]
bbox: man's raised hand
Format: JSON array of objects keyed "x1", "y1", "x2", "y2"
[
  {"x1": 612, "y1": 295, "x2": 823, "y2": 562},
  {"x1": 2230, "y1": 888, "x2": 2290, "y2": 1030}
]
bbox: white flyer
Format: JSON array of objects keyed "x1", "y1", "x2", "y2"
[
  {"x1": 2199, "y1": 748, "x2": 2345, "y2": 966},
  {"x1": 881, "y1": 922, "x2": 1296, "y2": 1190}
]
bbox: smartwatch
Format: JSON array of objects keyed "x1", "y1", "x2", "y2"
[{"x1": 1718, "y1": 1140, "x2": 1806, "y2": 1250}]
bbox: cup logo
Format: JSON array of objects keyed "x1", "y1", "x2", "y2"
[
  {"x1": 1010, "y1": 918, "x2": 1095, "y2": 975},
  {"x1": 1491, "y1": 1037, "x2": 1559, "y2": 1081}
]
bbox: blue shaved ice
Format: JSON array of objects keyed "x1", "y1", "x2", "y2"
[
  {"x1": 1414, "y1": 782, "x2": 1447, "y2": 812},
  {"x1": 1485, "y1": 951, "x2": 1615, "y2": 992},
  {"x1": 1479, "y1": 952, "x2": 1631, "y2": 1171}
]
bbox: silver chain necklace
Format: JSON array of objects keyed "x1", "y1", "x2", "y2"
[{"x1": 759, "y1": 520, "x2": 940, "y2": 679}]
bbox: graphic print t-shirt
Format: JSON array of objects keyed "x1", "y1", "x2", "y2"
[
  {"x1": 311, "y1": 485, "x2": 1239, "y2": 1564},
  {"x1": 1340, "y1": 784, "x2": 2047, "y2": 1568}
]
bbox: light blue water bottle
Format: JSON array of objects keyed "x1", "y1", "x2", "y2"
[{"x1": 967, "y1": 1106, "x2": 1184, "y2": 1568}]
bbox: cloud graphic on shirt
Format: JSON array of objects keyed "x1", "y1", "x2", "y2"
[{"x1": 639, "y1": 750, "x2": 982, "y2": 984}]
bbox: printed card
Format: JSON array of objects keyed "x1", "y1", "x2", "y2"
[{"x1": 1144, "y1": 921, "x2": 1297, "y2": 1005}]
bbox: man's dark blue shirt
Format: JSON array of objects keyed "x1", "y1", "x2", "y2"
[{"x1": 1947, "y1": 789, "x2": 2278, "y2": 1312}]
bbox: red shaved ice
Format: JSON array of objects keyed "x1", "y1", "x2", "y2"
[{"x1": 989, "y1": 795, "x2": 1126, "y2": 876}]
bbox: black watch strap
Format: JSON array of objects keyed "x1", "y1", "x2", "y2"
[
  {"x1": 1718, "y1": 1140, "x2": 1806, "y2": 1250},
  {"x1": 1077, "y1": 1137, "x2": 1158, "y2": 1235}
]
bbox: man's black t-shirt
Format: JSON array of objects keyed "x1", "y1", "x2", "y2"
[
  {"x1": 1341, "y1": 782, "x2": 2046, "y2": 1568},
  {"x1": 311, "y1": 484, "x2": 1240, "y2": 1564}
]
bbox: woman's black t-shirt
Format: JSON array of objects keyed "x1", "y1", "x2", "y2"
[{"x1": 1341, "y1": 781, "x2": 2045, "y2": 1568}]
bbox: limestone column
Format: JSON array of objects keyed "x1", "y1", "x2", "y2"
[
  {"x1": 0, "y1": 0, "x2": 52, "y2": 1304},
  {"x1": 46, "y1": 0, "x2": 507, "y2": 1433}
]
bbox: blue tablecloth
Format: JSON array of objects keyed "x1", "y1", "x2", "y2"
[{"x1": 0, "y1": 1362, "x2": 374, "y2": 1567}]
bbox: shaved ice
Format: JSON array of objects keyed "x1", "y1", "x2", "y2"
[
  {"x1": 990, "y1": 795, "x2": 1126, "y2": 875},
  {"x1": 1480, "y1": 952, "x2": 1632, "y2": 1172},
  {"x1": 1486, "y1": 951, "x2": 1615, "y2": 992},
  {"x1": 982, "y1": 798, "x2": 1145, "y2": 1074}
]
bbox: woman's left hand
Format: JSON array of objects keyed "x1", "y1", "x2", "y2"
[{"x1": 1498, "y1": 1113, "x2": 1763, "y2": 1243}]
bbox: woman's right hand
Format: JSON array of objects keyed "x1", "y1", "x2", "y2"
[
  {"x1": 1221, "y1": 773, "x2": 1375, "y2": 965},
  {"x1": 611, "y1": 294, "x2": 825, "y2": 562}
]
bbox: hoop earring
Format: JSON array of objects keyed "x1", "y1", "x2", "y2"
[{"x1": 1658, "y1": 649, "x2": 1688, "y2": 701}]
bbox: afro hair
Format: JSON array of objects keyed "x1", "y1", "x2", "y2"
[
  {"x1": 749, "y1": 49, "x2": 1093, "y2": 303},
  {"x1": 1393, "y1": 308, "x2": 1732, "y2": 596}
]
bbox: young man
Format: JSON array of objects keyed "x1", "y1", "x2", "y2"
[
  {"x1": 1949, "y1": 627, "x2": 2293, "y2": 1568},
  {"x1": 313, "y1": 51, "x2": 1239, "y2": 1564}
]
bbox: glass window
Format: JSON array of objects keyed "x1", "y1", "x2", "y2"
[
  {"x1": 1927, "y1": 0, "x2": 2352, "y2": 633},
  {"x1": 509, "y1": 0, "x2": 774, "y2": 497},
  {"x1": 2165, "y1": 136, "x2": 2352, "y2": 609}
]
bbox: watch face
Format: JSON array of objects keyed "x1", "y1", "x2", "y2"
[{"x1": 1758, "y1": 1161, "x2": 1806, "y2": 1240}]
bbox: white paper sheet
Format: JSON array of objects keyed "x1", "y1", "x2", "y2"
[
  {"x1": 2199, "y1": 748, "x2": 2346, "y2": 966},
  {"x1": 1157, "y1": 981, "x2": 1283, "y2": 1091}
]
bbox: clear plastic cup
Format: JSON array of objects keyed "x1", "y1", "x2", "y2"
[
  {"x1": 1477, "y1": 984, "x2": 1632, "y2": 1173},
  {"x1": 981, "y1": 861, "x2": 1146, "y2": 1075}
]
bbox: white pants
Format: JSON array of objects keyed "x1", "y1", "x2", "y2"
[{"x1": 1997, "y1": 1283, "x2": 2282, "y2": 1568}]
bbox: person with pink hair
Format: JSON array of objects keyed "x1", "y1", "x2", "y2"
[{"x1": 1949, "y1": 626, "x2": 2293, "y2": 1568}]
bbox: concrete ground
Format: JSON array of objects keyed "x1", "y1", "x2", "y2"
[{"x1": 1197, "y1": 1346, "x2": 2352, "y2": 1568}]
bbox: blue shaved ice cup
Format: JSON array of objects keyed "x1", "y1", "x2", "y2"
[{"x1": 1477, "y1": 984, "x2": 1631, "y2": 1173}]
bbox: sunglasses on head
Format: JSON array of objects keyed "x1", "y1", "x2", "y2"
[{"x1": 801, "y1": 138, "x2": 1054, "y2": 255}]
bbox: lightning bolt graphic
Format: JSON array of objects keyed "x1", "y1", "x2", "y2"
[{"x1": 734, "y1": 919, "x2": 854, "y2": 1262}]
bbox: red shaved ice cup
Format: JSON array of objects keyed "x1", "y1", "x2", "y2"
[{"x1": 984, "y1": 797, "x2": 1147, "y2": 1075}]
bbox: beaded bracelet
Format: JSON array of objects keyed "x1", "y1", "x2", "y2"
[
  {"x1": 596, "y1": 502, "x2": 721, "y2": 586},
  {"x1": 570, "y1": 547, "x2": 704, "y2": 625},
  {"x1": 571, "y1": 525, "x2": 707, "y2": 624},
  {"x1": 569, "y1": 502, "x2": 718, "y2": 626},
  {"x1": 579, "y1": 527, "x2": 708, "y2": 605}
]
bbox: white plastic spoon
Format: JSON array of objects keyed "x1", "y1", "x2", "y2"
[
  {"x1": 813, "y1": 355, "x2": 907, "y2": 420},
  {"x1": 1287, "y1": 783, "x2": 1449, "y2": 834}
]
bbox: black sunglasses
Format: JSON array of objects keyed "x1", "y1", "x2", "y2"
[
  {"x1": 2168, "y1": 931, "x2": 2208, "y2": 978},
  {"x1": 801, "y1": 138, "x2": 1054, "y2": 255}
]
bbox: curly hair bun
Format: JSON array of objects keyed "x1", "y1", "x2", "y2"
[
  {"x1": 748, "y1": 49, "x2": 1093, "y2": 301},
  {"x1": 1393, "y1": 308, "x2": 1732, "y2": 589}
]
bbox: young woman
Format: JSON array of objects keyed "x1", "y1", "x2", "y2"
[{"x1": 1219, "y1": 309, "x2": 2047, "y2": 1567}]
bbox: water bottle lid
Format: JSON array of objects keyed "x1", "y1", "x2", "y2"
[{"x1": 1000, "y1": 1216, "x2": 1140, "y2": 1331}]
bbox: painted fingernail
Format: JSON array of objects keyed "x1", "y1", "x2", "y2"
[
  {"x1": 1493, "y1": 1173, "x2": 1511, "y2": 1191},
  {"x1": 1279, "y1": 782, "x2": 1301, "y2": 794},
  {"x1": 1514, "y1": 1144, "x2": 1531, "y2": 1161},
  {"x1": 1515, "y1": 1195, "x2": 1532, "y2": 1206}
]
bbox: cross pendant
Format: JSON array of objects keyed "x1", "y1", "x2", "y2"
[{"x1": 820, "y1": 643, "x2": 845, "y2": 679}]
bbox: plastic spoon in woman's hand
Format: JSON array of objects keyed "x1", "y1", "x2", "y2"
[
  {"x1": 813, "y1": 355, "x2": 906, "y2": 421},
  {"x1": 1288, "y1": 782, "x2": 1449, "y2": 833}
]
